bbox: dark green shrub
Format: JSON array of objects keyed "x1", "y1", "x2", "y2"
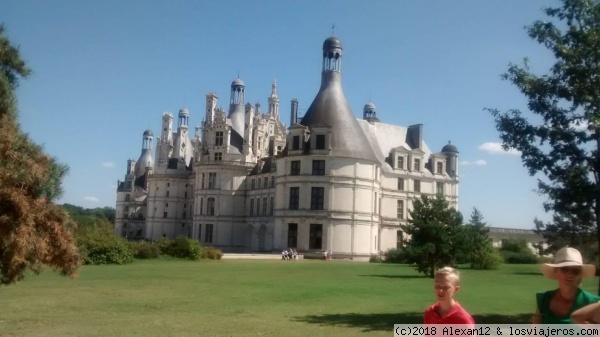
[
  {"x1": 472, "y1": 245, "x2": 503, "y2": 270},
  {"x1": 163, "y1": 236, "x2": 201, "y2": 260},
  {"x1": 499, "y1": 239, "x2": 539, "y2": 264},
  {"x1": 77, "y1": 227, "x2": 134, "y2": 265},
  {"x1": 202, "y1": 247, "x2": 223, "y2": 260},
  {"x1": 155, "y1": 236, "x2": 172, "y2": 255},
  {"x1": 383, "y1": 248, "x2": 408, "y2": 263},
  {"x1": 132, "y1": 241, "x2": 160, "y2": 259},
  {"x1": 369, "y1": 255, "x2": 382, "y2": 263}
]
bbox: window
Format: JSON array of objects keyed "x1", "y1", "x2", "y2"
[
  {"x1": 436, "y1": 182, "x2": 444, "y2": 195},
  {"x1": 205, "y1": 224, "x2": 213, "y2": 243},
  {"x1": 263, "y1": 177, "x2": 268, "y2": 189},
  {"x1": 208, "y1": 173, "x2": 216, "y2": 189},
  {"x1": 184, "y1": 204, "x2": 186, "y2": 208},
  {"x1": 166, "y1": 190, "x2": 170, "y2": 197},
  {"x1": 397, "y1": 200, "x2": 404, "y2": 219},
  {"x1": 270, "y1": 176, "x2": 275, "y2": 188},
  {"x1": 413, "y1": 158, "x2": 420, "y2": 171},
  {"x1": 414, "y1": 180, "x2": 421, "y2": 192},
  {"x1": 312, "y1": 160, "x2": 325, "y2": 175},
  {"x1": 289, "y1": 187, "x2": 299, "y2": 210},
  {"x1": 292, "y1": 136, "x2": 300, "y2": 150},
  {"x1": 256, "y1": 198, "x2": 261, "y2": 216},
  {"x1": 185, "y1": 191, "x2": 187, "y2": 198},
  {"x1": 163, "y1": 212, "x2": 168, "y2": 218},
  {"x1": 122, "y1": 223, "x2": 127, "y2": 237},
  {"x1": 168, "y1": 183, "x2": 170, "y2": 187},
  {"x1": 290, "y1": 160, "x2": 300, "y2": 175},
  {"x1": 288, "y1": 223, "x2": 298, "y2": 248},
  {"x1": 397, "y1": 156, "x2": 404, "y2": 170},
  {"x1": 270, "y1": 197, "x2": 274, "y2": 216},
  {"x1": 257, "y1": 178, "x2": 262, "y2": 189},
  {"x1": 207, "y1": 197, "x2": 215, "y2": 215},
  {"x1": 124, "y1": 206, "x2": 129, "y2": 214},
  {"x1": 197, "y1": 224, "x2": 202, "y2": 241},
  {"x1": 250, "y1": 199, "x2": 254, "y2": 216},
  {"x1": 316, "y1": 135, "x2": 326, "y2": 149},
  {"x1": 309, "y1": 224, "x2": 323, "y2": 250},
  {"x1": 183, "y1": 212, "x2": 186, "y2": 219},
  {"x1": 262, "y1": 197, "x2": 267, "y2": 216},
  {"x1": 397, "y1": 178, "x2": 404, "y2": 191},
  {"x1": 251, "y1": 179, "x2": 255, "y2": 189},
  {"x1": 215, "y1": 131, "x2": 223, "y2": 146},
  {"x1": 166, "y1": 203, "x2": 168, "y2": 207},
  {"x1": 214, "y1": 152, "x2": 222, "y2": 161},
  {"x1": 125, "y1": 194, "x2": 130, "y2": 201},
  {"x1": 374, "y1": 192, "x2": 378, "y2": 214},
  {"x1": 200, "y1": 198, "x2": 203, "y2": 215},
  {"x1": 397, "y1": 230, "x2": 404, "y2": 249},
  {"x1": 311, "y1": 187, "x2": 325, "y2": 210},
  {"x1": 201, "y1": 173, "x2": 205, "y2": 189},
  {"x1": 437, "y1": 162, "x2": 443, "y2": 174}
]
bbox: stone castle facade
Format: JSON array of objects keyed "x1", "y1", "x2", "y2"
[{"x1": 115, "y1": 36, "x2": 459, "y2": 260}]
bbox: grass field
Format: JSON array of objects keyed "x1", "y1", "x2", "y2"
[{"x1": 0, "y1": 259, "x2": 597, "y2": 337}]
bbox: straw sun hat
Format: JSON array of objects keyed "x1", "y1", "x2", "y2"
[{"x1": 541, "y1": 247, "x2": 596, "y2": 279}]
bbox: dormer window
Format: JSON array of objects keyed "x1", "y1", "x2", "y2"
[
  {"x1": 292, "y1": 136, "x2": 300, "y2": 150},
  {"x1": 397, "y1": 156, "x2": 404, "y2": 170},
  {"x1": 316, "y1": 135, "x2": 326, "y2": 150},
  {"x1": 437, "y1": 162, "x2": 443, "y2": 174},
  {"x1": 214, "y1": 152, "x2": 222, "y2": 161},
  {"x1": 413, "y1": 158, "x2": 420, "y2": 171}
]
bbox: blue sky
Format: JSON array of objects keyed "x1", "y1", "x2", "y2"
[{"x1": 2, "y1": 0, "x2": 560, "y2": 229}]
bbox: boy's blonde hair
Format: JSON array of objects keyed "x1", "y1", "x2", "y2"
[{"x1": 435, "y1": 266, "x2": 460, "y2": 285}]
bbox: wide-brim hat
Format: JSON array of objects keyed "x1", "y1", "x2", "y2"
[{"x1": 541, "y1": 247, "x2": 596, "y2": 279}]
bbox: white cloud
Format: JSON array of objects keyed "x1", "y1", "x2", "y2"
[
  {"x1": 101, "y1": 162, "x2": 115, "y2": 168},
  {"x1": 84, "y1": 196, "x2": 100, "y2": 202},
  {"x1": 570, "y1": 119, "x2": 589, "y2": 132},
  {"x1": 460, "y1": 159, "x2": 487, "y2": 166},
  {"x1": 478, "y1": 142, "x2": 521, "y2": 155}
]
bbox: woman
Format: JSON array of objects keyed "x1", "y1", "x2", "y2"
[{"x1": 532, "y1": 247, "x2": 599, "y2": 324}]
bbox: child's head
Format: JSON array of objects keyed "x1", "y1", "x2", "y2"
[{"x1": 433, "y1": 267, "x2": 460, "y2": 303}]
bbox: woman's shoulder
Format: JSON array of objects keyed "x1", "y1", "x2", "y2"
[{"x1": 577, "y1": 289, "x2": 600, "y2": 303}]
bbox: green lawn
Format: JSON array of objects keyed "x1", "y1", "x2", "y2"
[{"x1": 0, "y1": 259, "x2": 596, "y2": 337}]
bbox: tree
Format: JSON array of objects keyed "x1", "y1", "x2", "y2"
[
  {"x1": 0, "y1": 25, "x2": 80, "y2": 284},
  {"x1": 488, "y1": 0, "x2": 600, "y2": 293},
  {"x1": 465, "y1": 208, "x2": 496, "y2": 269},
  {"x1": 401, "y1": 195, "x2": 465, "y2": 277}
]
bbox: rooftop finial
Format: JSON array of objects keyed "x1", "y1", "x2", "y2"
[{"x1": 331, "y1": 24, "x2": 335, "y2": 36}]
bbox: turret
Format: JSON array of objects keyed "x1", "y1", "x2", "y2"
[
  {"x1": 134, "y1": 130, "x2": 154, "y2": 177},
  {"x1": 268, "y1": 80, "x2": 279, "y2": 118},
  {"x1": 441, "y1": 141, "x2": 459, "y2": 178},
  {"x1": 228, "y1": 78, "x2": 245, "y2": 136},
  {"x1": 290, "y1": 98, "x2": 298, "y2": 126},
  {"x1": 205, "y1": 93, "x2": 217, "y2": 124}
]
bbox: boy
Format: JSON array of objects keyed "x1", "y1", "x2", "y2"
[{"x1": 424, "y1": 267, "x2": 474, "y2": 325}]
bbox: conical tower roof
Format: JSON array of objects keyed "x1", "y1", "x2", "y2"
[{"x1": 300, "y1": 37, "x2": 377, "y2": 162}]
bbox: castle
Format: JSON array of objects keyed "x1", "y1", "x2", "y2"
[{"x1": 115, "y1": 36, "x2": 459, "y2": 260}]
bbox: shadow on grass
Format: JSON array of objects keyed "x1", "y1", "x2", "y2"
[
  {"x1": 513, "y1": 272, "x2": 542, "y2": 276},
  {"x1": 359, "y1": 274, "x2": 427, "y2": 279},
  {"x1": 294, "y1": 312, "x2": 532, "y2": 332}
]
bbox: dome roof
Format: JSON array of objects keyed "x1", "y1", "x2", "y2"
[
  {"x1": 364, "y1": 102, "x2": 376, "y2": 110},
  {"x1": 143, "y1": 129, "x2": 153, "y2": 137},
  {"x1": 134, "y1": 149, "x2": 154, "y2": 177},
  {"x1": 442, "y1": 142, "x2": 459, "y2": 153},
  {"x1": 323, "y1": 36, "x2": 342, "y2": 51},
  {"x1": 232, "y1": 78, "x2": 245, "y2": 87},
  {"x1": 179, "y1": 107, "x2": 189, "y2": 115}
]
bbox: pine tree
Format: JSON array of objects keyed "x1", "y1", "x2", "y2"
[
  {"x1": 0, "y1": 25, "x2": 80, "y2": 284},
  {"x1": 401, "y1": 195, "x2": 465, "y2": 277}
]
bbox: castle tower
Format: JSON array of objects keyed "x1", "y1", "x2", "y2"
[
  {"x1": 268, "y1": 80, "x2": 279, "y2": 119},
  {"x1": 205, "y1": 93, "x2": 218, "y2": 125},
  {"x1": 298, "y1": 36, "x2": 377, "y2": 162},
  {"x1": 228, "y1": 78, "x2": 245, "y2": 137},
  {"x1": 134, "y1": 130, "x2": 154, "y2": 178}
]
